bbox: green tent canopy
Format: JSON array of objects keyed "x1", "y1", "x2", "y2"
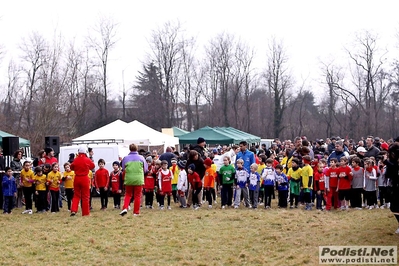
[
  {"x1": 0, "y1": 130, "x2": 30, "y2": 148},
  {"x1": 213, "y1": 127, "x2": 252, "y2": 144},
  {"x1": 172, "y1": 127, "x2": 189, "y2": 137},
  {"x1": 179, "y1": 126, "x2": 241, "y2": 145},
  {"x1": 224, "y1": 127, "x2": 261, "y2": 144}
]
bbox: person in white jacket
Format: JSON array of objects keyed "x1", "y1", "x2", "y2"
[{"x1": 177, "y1": 160, "x2": 188, "y2": 208}]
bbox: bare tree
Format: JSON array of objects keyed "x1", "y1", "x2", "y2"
[
  {"x1": 148, "y1": 20, "x2": 186, "y2": 127},
  {"x1": 320, "y1": 62, "x2": 342, "y2": 137},
  {"x1": 204, "y1": 33, "x2": 237, "y2": 127},
  {"x1": 265, "y1": 38, "x2": 292, "y2": 138},
  {"x1": 19, "y1": 33, "x2": 46, "y2": 130},
  {"x1": 178, "y1": 37, "x2": 198, "y2": 130},
  {"x1": 345, "y1": 31, "x2": 387, "y2": 134},
  {"x1": 87, "y1": 16, "x2": 119, "y2": 121}
]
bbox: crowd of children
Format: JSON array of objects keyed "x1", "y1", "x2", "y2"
[{"x1": 1, "y1": 136, "x2": 397, "y2": 219}]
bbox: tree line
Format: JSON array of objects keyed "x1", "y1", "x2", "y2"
[{"x1": 0, "y1": 19, "x2": 398, "y2": 153}]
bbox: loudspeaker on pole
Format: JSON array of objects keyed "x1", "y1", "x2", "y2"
[
  {"x1": 45, "y1": 136, "x2": 60, "y2": 154},
  {"x1": 2, "y1": 136, "x2": 19, "y2": 156}
]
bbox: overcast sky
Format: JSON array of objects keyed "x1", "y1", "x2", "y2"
[{"x1": 2, "y1": 0, "x2": 399, "y2": 99}]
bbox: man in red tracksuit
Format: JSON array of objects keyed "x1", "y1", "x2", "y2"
[{"x1": 70, "y1": 146, "x2": 95, "y2": 216}]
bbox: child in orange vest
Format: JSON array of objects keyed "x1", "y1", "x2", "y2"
[{"x1": 203, "y1": 158, "x2": 217, "y2": 208}]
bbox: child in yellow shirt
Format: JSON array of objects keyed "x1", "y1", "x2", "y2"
[
  {"x1": 170, "y1": 158, "x2": 179, "y2": 203},
  {"x1": 62, "y1": 162, "x2": 75, "y2": 211},
  {"x1": 20, "y1": 161, "x2": 35, "y2": 214},
  {"x1": 47, "y1": 163, "x2": 62, "y2": 213},
  {"x1": 34, "y1": 166, "x2": 47, "y2": 213}
]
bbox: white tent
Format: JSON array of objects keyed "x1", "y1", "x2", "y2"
[
  {"x1": 126, "y1": 120, "x2": 179, "y2": 148},
  {"x1": 72, "y1": 119, "x2": 145, "y2": 145},
  {"x1": 72, "y1": 119, "x2": 179, "y2": 149}
]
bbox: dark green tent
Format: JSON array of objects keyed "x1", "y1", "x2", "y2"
[
  {"x1": 0, "y1": 130, "x2": 30, "y2": 148},
  {"x1": 179, "y1": 126, "x2": 241, "y2": 145},
  {"x1": 172, "y1": 127, "x2": 189, "y2": 137},
  {"x1": 224, "y1": 127, "x2": 261, "y2": 144},
  {"x1": 213, "y1": 127, "x2": 251, "y2": 143}
]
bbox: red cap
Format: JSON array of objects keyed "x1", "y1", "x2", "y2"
[
  {"x1": 204, "y1": 158, "x2": 212, "y2": 166},
  {"x1": 381, "y1": 142, "x2": 389, "y2": 151}
]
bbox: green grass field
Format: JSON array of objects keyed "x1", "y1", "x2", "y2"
[{"x1": 0, "y1": 198, "x2": 398, "y2": 265}]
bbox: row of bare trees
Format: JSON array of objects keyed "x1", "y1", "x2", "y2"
[{"x1": 0, "y1": 20, "x2": 398, "y2": 153}]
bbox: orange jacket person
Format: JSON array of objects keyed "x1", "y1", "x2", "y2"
[{"x1": 70, "y1": 146, "x2": 95, "y2": 216}]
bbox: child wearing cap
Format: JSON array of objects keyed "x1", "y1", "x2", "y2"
[
  {"x1": 177, "y1": 160, "x2": 188, "y2": 208},
  {"x1": 110, "y1": 161, "x2": 123, "y2": 209},
  {"x1": 203, "y1": 158, "x2": 217, "y2": 208},
  {"x1": 287, "y1": 158, "x2": 302, "y2": 209},
  {"x1": 144, "y1": 156, "x2": 156, "y2": 209},
  {"x1": 158, "y1": 160, "x2": 173, "y2": 210},
  {"x1": 169, "y1": 158, "x2": 180, "y2": 204},
  {"x1": 187, "y1": 163, "x2": 202, "y2": 210}
]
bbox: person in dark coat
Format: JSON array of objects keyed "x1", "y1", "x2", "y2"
[
  {"x1": 185, "y1": 150, "x2": 205, "y2": 207},
  {"x1": 383, "y1": 143, "x2": 399, "y2": 234},
  {"x1": 192, "y1": 137, "x2": 207, "y2": 160},
  {"x1": 159, "y1": 147, "x2": 177, "y2": 168},
  {"x1": 364, "y1": 136, "x2": 380, "y2": 159}
]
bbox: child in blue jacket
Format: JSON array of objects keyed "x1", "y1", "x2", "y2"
[
  {"x1": 2, "y1": 167, "x2": 17, "y2": 214},
  {"x1": 275, "y1": 164, "x2": 289, "y2": 208}
]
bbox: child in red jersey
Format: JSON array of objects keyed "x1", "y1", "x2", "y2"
[
  {"x1": 94, "y1": 159, "x2": 110, "y2": 210},
  {"x1": 158, "y1": 160, "x2": 173, "y2": 210},
  {"x1": 187, "y1": 163, "x2": 202, "y2": 210},
  {"x1": 325, "y1": 158, "x2": 339, "y2": 211},
  {"x1": 337, "y1": 157, "x2": 353, "y2": 210},
  {"x1": 110, "y1": 161, "x2": 123, "y2": 209},
  {"x1": 144, "y1": 156, "x2": 156, "y2": 209},
  {"x1": 314, "y1": 160, "x2": 326, "y2": 210}
]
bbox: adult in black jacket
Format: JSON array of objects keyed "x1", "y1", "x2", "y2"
[
  {"x1": 327, "y1": 137, "x2": 337, "y2": 154},
  {"x1": 364, "y1": 136, "x2": 380, "y2": 159},
  {"x1": 10, "y1": 150, "x2": 23, "y2": 208},
  {"x1": 185, "y1": 150, "x2": 205, "y2": 207},
  {"x1": 192, "y1": 137, "x2": 207, "y2": 160},
  {"x1": 158, "y1": 147, "x2": 177, "y2": 168},
  {"x1": 384, "y1": 143, "x2": 399, "y2": 234}
]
